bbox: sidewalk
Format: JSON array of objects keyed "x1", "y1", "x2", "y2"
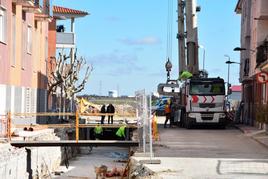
[{"x1": 236, "y1": 124, "x2": 268, "y2": 149}]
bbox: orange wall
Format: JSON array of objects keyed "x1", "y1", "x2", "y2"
[{"x1": 8, "y1": 3, "x2": 48, "y2": 90}]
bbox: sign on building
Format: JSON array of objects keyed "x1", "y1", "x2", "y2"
[{"x1": 257, "y1": 72, "x2": 268, "y2": 83}]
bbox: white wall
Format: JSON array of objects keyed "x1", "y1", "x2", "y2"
[{"x1": 0, "y1": 84, "x2": 6, "y2": 115}]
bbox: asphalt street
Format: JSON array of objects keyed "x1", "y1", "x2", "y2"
[
  {"x1": 154, "y1": 125, "x2": 268, "y2": 159},
  {"x1": 134, "y1": 118, "x2": 268, "y2": 178}
]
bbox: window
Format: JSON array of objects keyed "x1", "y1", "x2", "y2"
[
  {"x1": 21, "y1": 22, "x2": 25, "y2": 70},
  {"x1": 27, "y1": 25, "x2": 32, "y2": 54},
  {"x1": 0, "y1": 6, "x2": 7, "y2": 43},
  {"x1": 190, "y1": 81, "x2": 225, "y2": 95},
  {"x1": 243, "y1": 58, "x2": 249, "y2": 76}
]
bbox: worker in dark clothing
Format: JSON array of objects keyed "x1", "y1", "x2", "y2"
[
  {"x1": 100, "y1": 104, "x2": 106, "y2": 124},
  {"x1": 107, "y1": 104, "x2": 115, "y2": 124},
  {"x1": 164, "y1": 101, "x2": 171, "y2": 128}
]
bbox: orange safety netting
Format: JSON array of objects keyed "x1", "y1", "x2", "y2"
[{"x1": 152, "y1": 114, "x2": 159, "y2": 141}]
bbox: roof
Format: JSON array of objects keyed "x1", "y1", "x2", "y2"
[
  {"x1": 53, "y1": 6, "x2": 89, "y2": 16},
  {"x1": 231, "y1": 85, "x2": 241, "y2": 92},
  {"x1": 235, "y1": 0, "x2": 242, "y2": 14}
]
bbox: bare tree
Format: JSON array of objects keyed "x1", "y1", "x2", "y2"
[
  {"x1": 63, "y1": 51, "x2": 93, "y2": 99},
  {"x1": 48, "y1": 50, "x2": 93, "y2": 112}
]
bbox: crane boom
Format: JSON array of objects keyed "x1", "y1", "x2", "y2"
[
  {"x1": 186, "y1": 0, "x2": 199, "y2": 75},
  {"x1": 178, "y1": 0, "x2": 186, "y2": 74}
]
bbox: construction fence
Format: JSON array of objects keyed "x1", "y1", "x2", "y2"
[{"x1": 0, "y1": 92, "x2": 157, "y2": 154}]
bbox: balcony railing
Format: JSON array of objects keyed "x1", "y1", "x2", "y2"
[
  {"x1": 56, "y1": 32, "x2": 75, "y2": 48},
  {"x1": 256, "y1": 40, "x2": 268, "y2": 67}
]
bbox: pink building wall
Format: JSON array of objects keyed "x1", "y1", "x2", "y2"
[
  {"x1": 0, "y1": 0, "x2": 50, "y2": 118},
  {"x1": 0, "y1": 0, "x2": 11, "y2": 84}
]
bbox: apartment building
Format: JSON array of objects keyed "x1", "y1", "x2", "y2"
[
  {"x1": 0, "y1": 0, "x2": 51, "y2": 124},
  {"x1": 235, "y1": 0, "x2": 268, "y2": 126}
]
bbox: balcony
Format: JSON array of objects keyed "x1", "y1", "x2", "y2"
[
  {"x1": 12, "y1": 0, "x2": 35, "y2": 7},
  {"x1": 34, "y1": 0, "x2": 52, "y2": 21},
  {"x1": 256, "y1": 40, "x2": 268, "y2": 67},
  {"x1": 256, "y1": 0, "x2": 268, "y2": 20},
  {"x1": 56, "y1": 32, "x2": 75, "y2": 49},
  {"x1": 12, "y1": 0, "x2": 42, "y2": 13}
]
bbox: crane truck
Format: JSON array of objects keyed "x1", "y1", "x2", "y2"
[{"x1": 158, "y1": 0, "x2": 227, "y2": 128}]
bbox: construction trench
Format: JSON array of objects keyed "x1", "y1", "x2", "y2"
[
  {"x1": 0, "y1": 93, "x2": 154, "y2": 178},
  {"x1": 0, "y1": 113, "x2": 157, "y2": 179}
]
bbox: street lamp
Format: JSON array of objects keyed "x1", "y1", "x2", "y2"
[
  {"x1": 233, "y1": 47, "x2": 255, "y2": 52},
  {"x1": 199, "y1": 45, "x2": 206, "y2": 70},
  {"x1": 224, "y1": 55, "x2": 240, "y2": 109},
  {"x1": 165, "y1": 58, "x2": 172, "y2": 82}
]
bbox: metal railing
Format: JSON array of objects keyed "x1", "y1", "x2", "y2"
[{"x1": 2, "y1": 111, "x2": 138, "y2": 143}]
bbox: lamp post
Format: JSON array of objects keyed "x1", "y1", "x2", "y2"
[
  {"x1": 199, "y1": 45, "x2": 205, "y2": 70},
  {"x1": 224, "y1": 54, "x2": 240, "y2": 109}
]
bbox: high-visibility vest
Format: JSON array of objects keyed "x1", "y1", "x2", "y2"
[
  {"x1": 116, "y1": 126, "x2": 126, "y2": 137},
  {"x1": 94, "y1": 126, "x2": 103, "y2": 134},
  {"x1": 165, "y1": 104, "x2": 171, "y2": 114}
]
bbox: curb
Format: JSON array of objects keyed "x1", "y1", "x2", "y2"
[
  {"x1": 251, "y1": 136, "x2": 268, "y2": 150},
  {"x1": 235, "y1": 125, "x2": 268, "y2": 149}
]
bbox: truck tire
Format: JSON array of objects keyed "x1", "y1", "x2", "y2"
[
  {"x1": 185, "y1": 118, "x2": 192, "y2": 129},
  {"x1": 180, "y1": 109, "x2": 186, "y2": 128},
  {"x1": 218, "y1": 124, "x2": 226, "y2": 129}
]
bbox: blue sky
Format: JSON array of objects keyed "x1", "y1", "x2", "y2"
[{"x1": 54, "y1": 0, "x2": 241, "y2": 96}]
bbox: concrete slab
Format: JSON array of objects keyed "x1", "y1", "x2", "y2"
[
  {"x1": 131, "y1": 157, "x2": 268, "y2": 178},
  {"x1": 236, "y1": 124, "x2": 268, "y2": 149}
]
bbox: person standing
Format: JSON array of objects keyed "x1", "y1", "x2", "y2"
[
  {"x1": 107, "y1": 104, "x2": 115, "y2": 124},
  {"x1": 100, "y1": 104, "x2": 106, "y2": 124},
  {"x1": 164, "y1": 100, "x2": 171, "y2": 128}
]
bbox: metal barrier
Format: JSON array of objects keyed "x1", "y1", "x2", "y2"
[{"x1": 6, "y1": 111, "x2": 138, "y2": 144}]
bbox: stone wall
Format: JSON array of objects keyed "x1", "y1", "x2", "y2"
[
  {"x1": 0, "y1": 143, "x2": 28, "y2": 179},
  {"x1": 0, "y1": 129, "x2": 62, "y2": 179}
]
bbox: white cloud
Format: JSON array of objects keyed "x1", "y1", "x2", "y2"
[{"x1": 88, "y1": 51, "x2": 145, "y2": 76}]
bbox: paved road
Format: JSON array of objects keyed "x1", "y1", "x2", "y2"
[
  {"x1": 135, "y1": 124, "x2": 268, "y2": 178},
  {"x1": 154, "y1": 125, "x2": 268, "y2": 159}
]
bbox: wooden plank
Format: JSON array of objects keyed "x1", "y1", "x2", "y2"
[
  {"x1": 12, "y1": 112, "x2": 135, "y2": 117},
  {"x1": 14, "y1": 124, "x2": 138, "y2": 129},
  {"x1": 10, "y1": 140, "x2": 139, "y2": 147}
]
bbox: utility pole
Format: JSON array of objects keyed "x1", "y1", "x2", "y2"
[
  {"x1": 185, "y1": 0, "x2": 199, "y2": 75},
  {"x1": 177, "y1": 0, "x2": 186, "y2": 75}
]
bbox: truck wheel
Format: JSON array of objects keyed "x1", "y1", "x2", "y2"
[
  {"x1": 185, "y1": 118, "x2": 192, "y2": 129},
  {"x1": 219, "y1": 124, "x2": 226, "y2": 129},
  {"x1": 180, "y1": 110, "x2": 185, "y2": 128}
]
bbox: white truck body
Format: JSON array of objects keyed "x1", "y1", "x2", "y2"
[{"x1": 180, "y1": 78, "x2": 226, "y2": 127}]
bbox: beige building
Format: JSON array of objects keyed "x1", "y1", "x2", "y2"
[{"x1": 235, "y1": 0, "x2": 268, "y2": 125}]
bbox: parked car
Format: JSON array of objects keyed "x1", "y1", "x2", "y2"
[{"x1": 153, "y1": 97, "x2": 170, "y2": 116}]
